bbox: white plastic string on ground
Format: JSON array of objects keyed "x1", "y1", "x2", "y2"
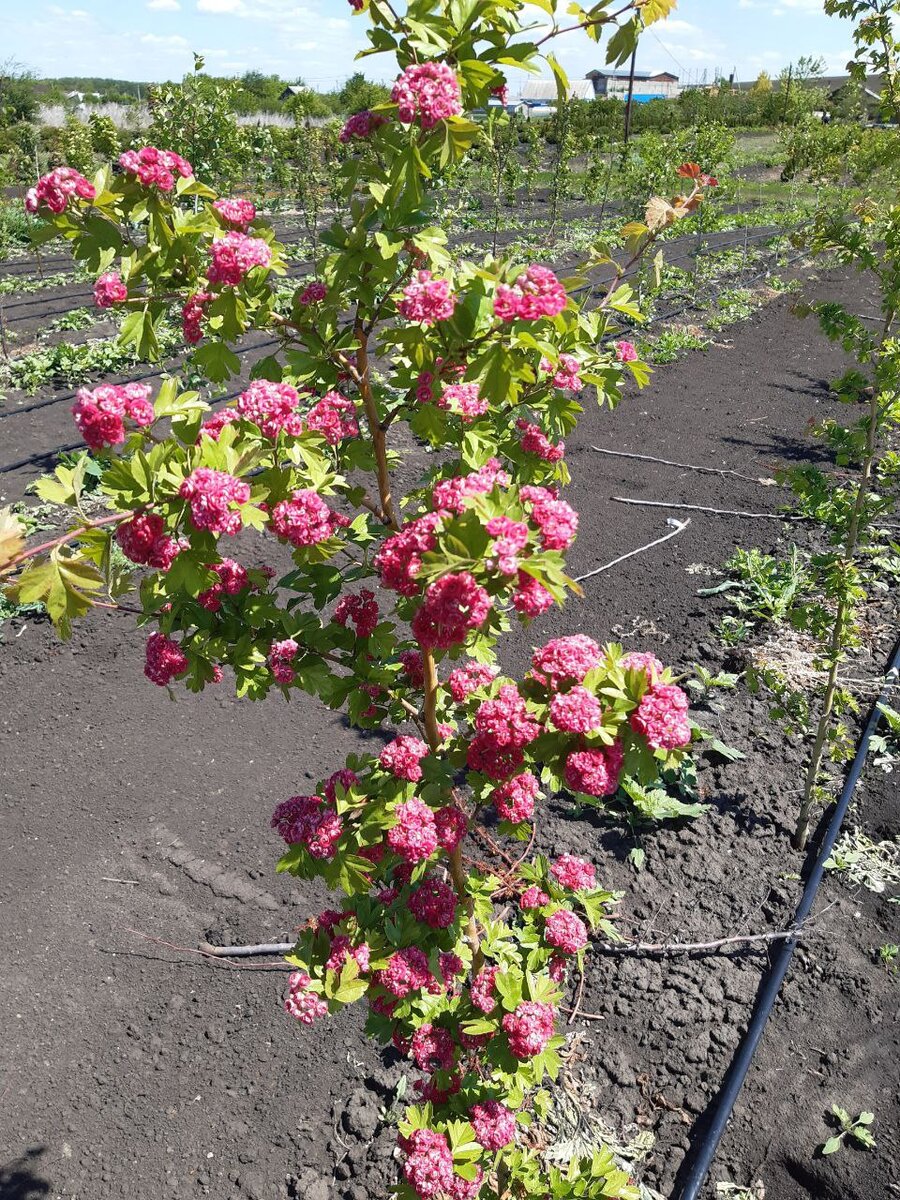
[{"x1": 574, "y1": 518, "x2": 691, "y2": 584}]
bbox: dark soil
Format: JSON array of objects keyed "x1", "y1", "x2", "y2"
[{"x1": 1, "y1": 248, "x2": 897, "y2": 1200}]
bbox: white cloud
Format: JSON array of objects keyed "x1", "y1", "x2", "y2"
[
  {"x1": 140, "y1": 32, "x2": 190, "y2": 49},
  {"x1": 148, "y1": 0, "x2": 181, "y2": 9},
  {"x1": 197, "y1": 0, "x2": 246, "y2": 11}
]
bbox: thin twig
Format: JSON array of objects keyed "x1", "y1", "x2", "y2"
[
  {"x1": 126, "y1": 928, "x2": 292, "y2": 970},
  {"x1": 590, "y1": 928, "x2": 803, "y2": 956},
  {"x1": 612, "y1": 497, "x2": 808, "y2": 521},
  {"x1": 591, "y1": 445, "x2": 768, "y2": 484},
  {"x1": 575, "y1": 518, "x2": 691, "y2": 583},
  {"x1": 567, "y1": 968, "x2": 586, "y2": 1025},
  {"x1": 101, "y1": 876, "x2": 141, "y2": 885},
  {"x1": 200, "y1": 940, "x2": 294, "y2": 957}
]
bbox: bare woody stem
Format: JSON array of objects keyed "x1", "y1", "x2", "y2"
[
  {"x1": 355, "y1": 321, "x2": 400, "y2": 532},
  {"x1": 0, "y1": 510, "x2": 130, "y2": 577},
  {"x1": 793, "y1": 313, "x2": 894, "y2": 850}
]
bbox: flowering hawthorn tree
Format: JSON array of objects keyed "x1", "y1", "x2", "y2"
[{"x1": 0, "y1": 1, "x2": 720, "y2": 1196}]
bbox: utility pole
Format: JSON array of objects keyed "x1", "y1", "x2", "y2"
[{"x1": 624, "y1": 45, "x2": 638, "y2": 145}]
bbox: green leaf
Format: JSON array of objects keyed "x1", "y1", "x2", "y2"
[
  {"x1": 119, "y1": 309, "x2": 160, "y2": 361},
  {"x1": 821, "y1": 1136, "x2": 843, "y2": 1155}
]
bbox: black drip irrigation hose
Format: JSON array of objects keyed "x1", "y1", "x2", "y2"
[{"x1": 674, "y1": 634, "x2": 900, "y2": 1200}]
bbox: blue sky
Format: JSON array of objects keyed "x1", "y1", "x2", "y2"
[{"x1": 1, "y1": 0, "x2": 859, "y2": 91}]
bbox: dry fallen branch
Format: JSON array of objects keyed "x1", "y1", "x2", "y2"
[
  {"x1": 612, "y1": 496, "x2": 808, "y2": 521},
  {"x1": 590, "y1": 928, "x2": 803, "y2": 956},
  {"x1": 574, "y1": 518, "x2": 691, "y2": 583},
  {"x1": 591, "y1": 445, "x2": 769, "y2": 484}
]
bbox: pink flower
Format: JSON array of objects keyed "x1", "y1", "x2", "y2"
[
  {"x1": 379, "y1": 946, "x2": 434, "y2": 997},
  {"x1": 387, "y1": 798, "x2": 438, "y2": 862},
  {"x1": 392, "y1": 62, "x2": 462, "y2": 129},
  {"x1": 526, "y1": 494, "x2": 578, "y2": 551},
  {"x1": 411, "y1": 1023, "x2": 455, "y2": 1072},
  {"x1": 398, "y1": 649, "x2": 425, "y2": 687},
  {"x1": 564, "y1": 743, "x2": 623, "y2": 798},
  {"x1": 474, "y1": 685, "x2": 541, "y2": 749},
  {"x1": 270, "y1": 794, "x2": 342, "y2": 859},
  {"x1": 549, "y1": 686, "x2": 603, "y2": 734},
  {"x1": 380, "y1": 735, "x2": 430, "y2": 782},
  {"x1": 116, "y1": 513, "x2": 182, "y2": 570},
  {"x1": 447, "y1": 1169, "x2": 483, "y2": 1200},
  {"x1": 630, "y1": 682, "x2": 691, "y2": 750},
  {"x1": 540, "y1": 352, "x2": 582, "y2": 391},
  {"x1": 268, "y1": 638, "x2": 299, "y2": 685},
  {"x1": 411, "y1": 572, "x2": 491, "y2": 650},
  {"x1": 621, "y1": 650, "x2": 664, "y2": 679},
  {"x1": 520, "y1": 884, "x2": 549, "y2": 910},
  {"x1": 439, "y1": 951, "x2": 465, "y2": 982},
  {"x1": 270, "y1": 490, "x2": 340, "y2": 548},
  {"x1": 305, "y1": 391, "x2": 359, "y2": 444},
  {"x1": 431, "y1": 459, "x2": 510, "y2": 514},
  {"x1": 470, "y1": 964, "x2": 500, "y2": 1013},
  {"x1": 492, "y1": 771, "x2": 539, "y2": 823},
  {"x1": 208, "y1": 231, "x2": 272, "y2": 286},
  {"x1": 615, "y1": 340, "x2": 638, "y2": 363},
  {"x1": 401, "y1": 1128, "x2": 455, "y2": 1199},
  {"x1": 182, "y1": 291, "x2": 212, "y2": 344},
  {"x1": 339, "y1": 110, "x2": 387, "y2": 141},
  {"x1": 408, "y1": 878, "x2": 458, "y2": 928},
  {"x1": 144, "y1": 632, "x2": 188, "y2": 686},
  {"x1": 494, "y1": 265, "x2": 566, "y2": 321},
  {"x1": 517, "y1": 419, "x2": 565, "y2": 463},
  {"x1": 25, "y1": 167, "x2": 95, "y2": 214},
  {"x1": 532, "y1": 635, "x2": 601, "y2": 688},
  {"x1": 198, "y1": 409, "x2": 240, "y2": 442},
  {"x1": 284, "y1": 970, "x2": 328, "y2": 1025},
  {"x1": 119, "y1": 146, "x2": 192, "y2": 191},
  {"x1": 236, "y1": 380, "x2": 304, "y2": 438},
  {"x1": 197, "y1": 557, "x2": 250, "y2": 611},
  {"x1": 179, "y1": 468, "x2": 250, "y2": 536},
  {"x1": 434, "y1": 804, "x2": 467, "y2": 851},
  {"x1": 334, "y1": 589, "x2": 379, "y2": 637},
  {"x1": 438, "y1": 382, "x2": 487, "y2": 421},
  {"x1": 512, "y1": 570, "x2": 555, "y2": 617},
  {"x1": 545, "y1": 908, "x2": 588, "y2": 954},
  {"x1": 299, "y1": 280, "x2": 328, "y2": 304},
  {"x1": 550, "y1": 854, "x2": 596, "y2": 891},
  {"x1": 72, "y1": 382, "x2": 154, "y2": 450},
  {"x1": 448, "y1": 660, "x2": 498, "y2": 703},
  {"x1": 93, "y1": 272, "x2": 128, "y2": 308},
  {"x1": 502, "y1": 1000, "x2": 556, "y2": 1058},
  {"x1": 322, "y1": 769, "x2": 358, "y2": 805},
  {"x1": 397, "y1": 270, "x2": 457, "y2": 326},
  {"x1": 375, "y1": 512, "x2": 443, "y2": 595},
  {"x1": 486, "y1": 516, "x2": 529, "y2": 576},
  {"x1": 213, "y1": 197, "x2": 256, "y2": 230},
  {"x1": 470, "y1": 1100, "x2": 516, "y2": 1150}
]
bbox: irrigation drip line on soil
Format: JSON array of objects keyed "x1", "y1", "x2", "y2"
[
  {"x1": 0, "y1": 222, "x2": 791, "y2": 325},
  {"x1": 0, "y1": 228, "x2": 806, "y2": 479},
  {"x1": 674, "y1": 635, "x2": 900, "y2": 1200}
]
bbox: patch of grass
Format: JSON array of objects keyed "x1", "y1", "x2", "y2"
[
  {"x1": 0, "y1": 269, "x2": 90, "y2": 296},
  {"x1": 49, "y1": 307, "x2": 97, "y2": 333},
  {"x1": 640, "y1": 325, "x2": 709, "y2": 364},
  {"x1": 2, "y1": 324, "x2": 181, "y2": 393}
]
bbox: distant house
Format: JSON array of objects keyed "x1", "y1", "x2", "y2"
[
  {"x1": 585, "y1": 69, "x2": 680, "y2": 102},
  {"x1": 734, "y1": 73, "x2": 883, "y2": 101},
  {"x1": 278, "y1": 85, "x2": 308, "y2": 102},
  {"x1": 519, "y1": 79, "x2": 595, "y2": 103}
]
